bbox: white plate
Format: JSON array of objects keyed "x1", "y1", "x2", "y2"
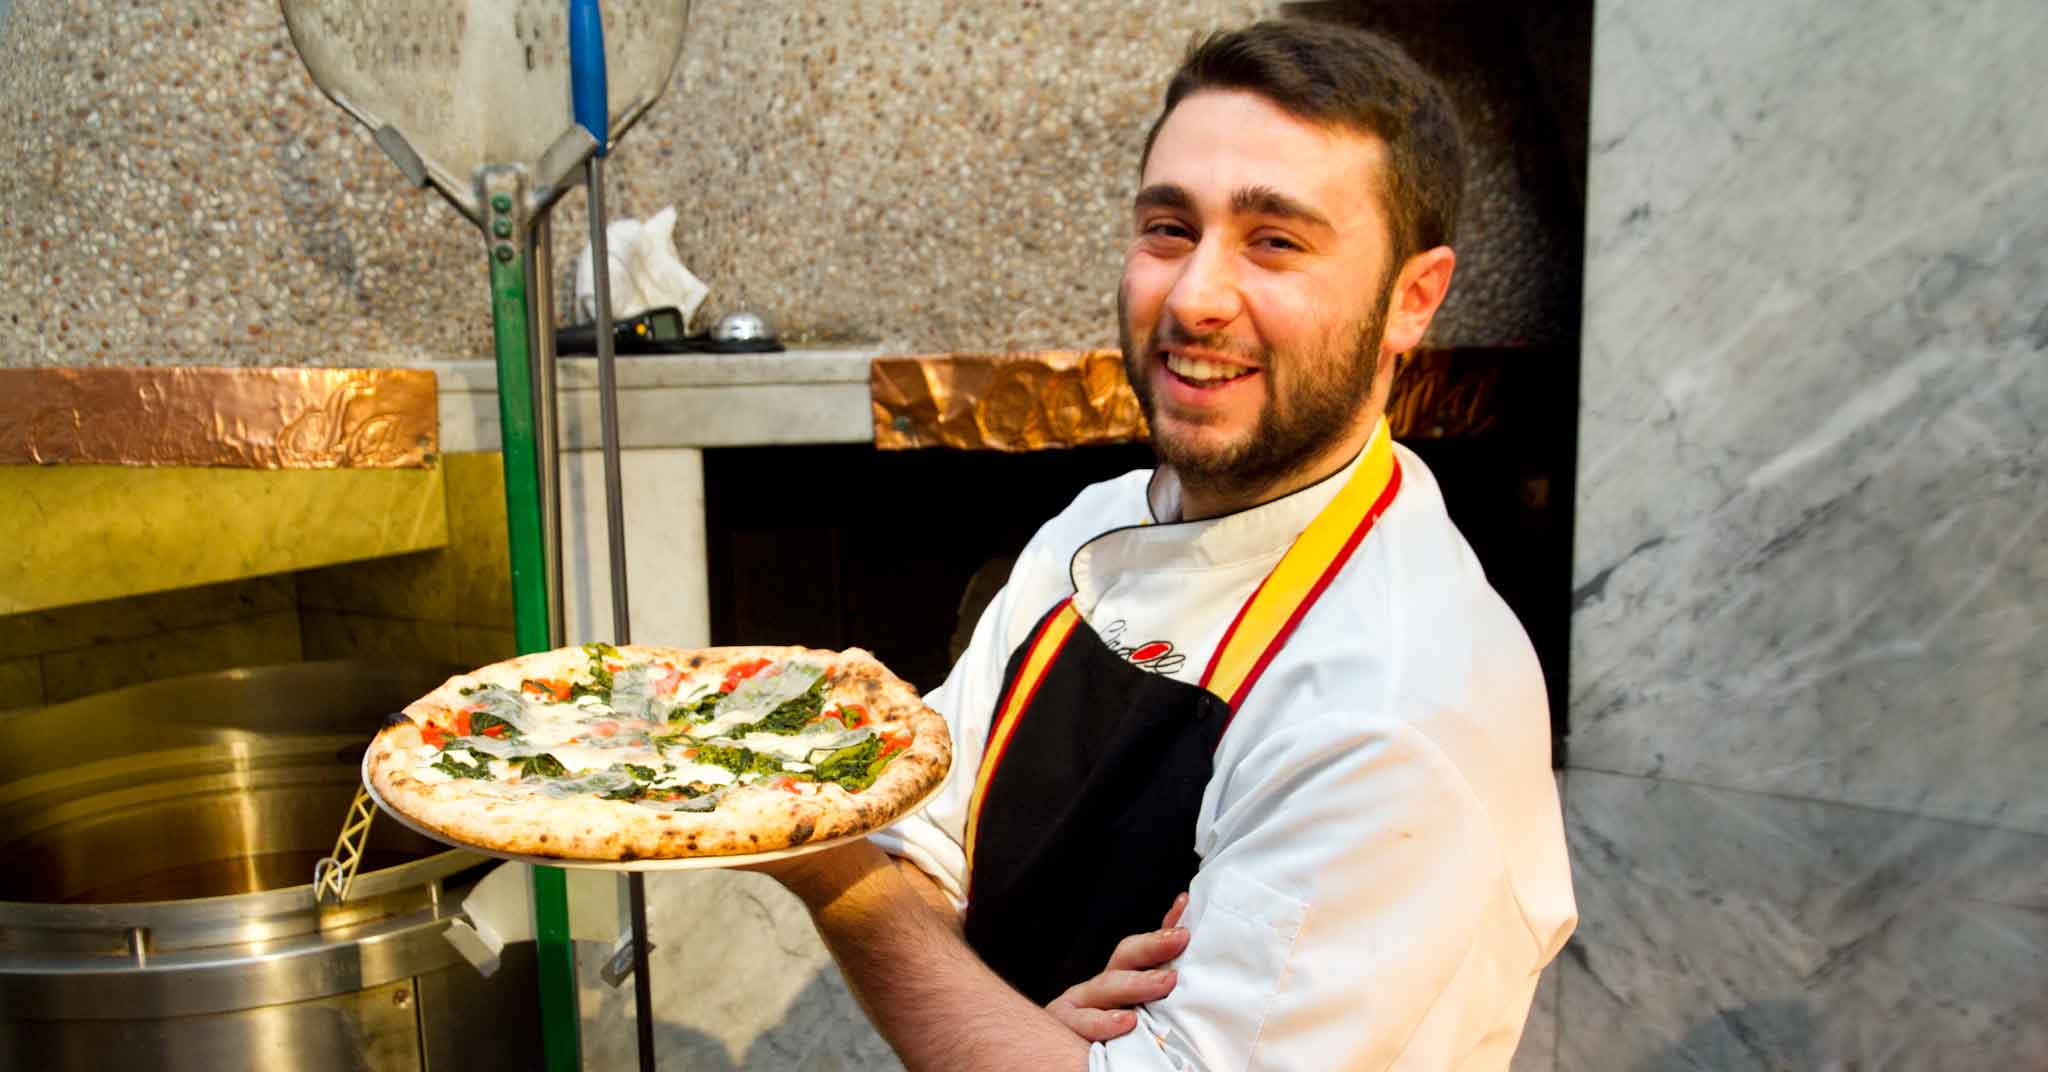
[{"x1": 362, "y1": 751, "x2": 944, "y2": 872}]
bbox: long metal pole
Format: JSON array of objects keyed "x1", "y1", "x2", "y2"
[
  {"x1": 584, "y1": 155, "x2": 657, "y2": 1072},
  {"x1": 571, "y1": 4, "x2": 655, "y2": 1065}
]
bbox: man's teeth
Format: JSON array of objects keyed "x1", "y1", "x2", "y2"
[{"x1": 1164, "y1": 354, "x2": 1254, "y2": 383}]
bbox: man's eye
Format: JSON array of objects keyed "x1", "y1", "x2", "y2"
[
  {"x1": 1142, "y1": 221, "x2": 1194, "y2": 241},
  {"x1": 1255, "y1": 235, "x2": 1303, "y2": 252}
]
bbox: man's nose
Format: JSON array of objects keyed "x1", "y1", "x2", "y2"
[{"x1": 1163, "y1": 239, "x2": 1241, "y2": 335}]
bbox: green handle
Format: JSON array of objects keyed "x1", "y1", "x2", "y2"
[
  {"x1": 488, "y1": 239, "x2": 583, "y2": 1072},
  {"x1": 488, "y1": 250, "x2": 552, "y2": 656}
]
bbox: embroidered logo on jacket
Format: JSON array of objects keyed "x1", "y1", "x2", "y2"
[{"x1": 1099, "y1": 619, "x2": 1187, "y2": 675}]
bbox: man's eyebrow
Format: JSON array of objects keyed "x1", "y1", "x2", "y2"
[
  {"x1": 1133, "y1": 183, "x2": 1335, "y2": 233},
  {"x1": 1230, "y1": 186, "x2": 1334, "y2": 232},
  {"x1": 1133, "y1": 183, "x2": 1196, "y2": 214}
]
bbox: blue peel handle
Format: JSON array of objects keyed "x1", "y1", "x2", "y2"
[{"x1": 568, "y1": 0, "x2": 609, "y2": 156}]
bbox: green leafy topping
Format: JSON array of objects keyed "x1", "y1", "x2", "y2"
[
  {"x1": 514, "y1": 753, "x2": 569, "y2": 779},
  {"x1": 584, "y1": 643, "x2": 618, "y2": 685},
  {"x1": 470, "y1": 711, "x2": 522, "y2": 739},
  {"x1": 813, "y1": 737, "x2": 888, "y2": 793},
  {"x1": 566, "y1": 642, "x2": 620, "y2": 702},
  {"x1": 596, "y1": 763, "x2": 662, "y2": 800},
  {"x1": 688, "y1": 743, "x2": 789, "y2": 778},
  {"x1": 458, "y1": 685, "x2": 481, "y2": 696},
  {"x1": 432, "y1": 751, "x2": 493, "y2": 780},
  {"x1": 669, "y1": 690, "x2": 726, "y2": 724},
  {"x1": 737, "y1": 673, "x2": 832, "y2": 736}
]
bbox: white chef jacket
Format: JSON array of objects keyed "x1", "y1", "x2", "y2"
[{"x1": 872, "y1": 425, "x2": 1578, "y2": 1070}]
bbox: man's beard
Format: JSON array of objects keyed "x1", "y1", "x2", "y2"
[{"x1": 1119, "y1": 279, "x2": 1393, "y2": 509}]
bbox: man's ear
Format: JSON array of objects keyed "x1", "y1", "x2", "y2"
[{"x1": 1380, "y1": 246, "x2": 1456, "y2": 357}]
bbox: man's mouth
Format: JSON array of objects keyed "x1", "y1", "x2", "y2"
[{"x1": 1162, "y1": 352, "x2": 1258, "y2": 386}]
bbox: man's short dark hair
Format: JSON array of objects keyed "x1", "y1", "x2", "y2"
[{"x1": 1140, "y1": 19, "x2": 1466, "y2": 267}]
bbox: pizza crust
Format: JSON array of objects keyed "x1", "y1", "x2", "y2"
[{"x1": 365, "y1": 645, "x2": 952, "y2": 861}]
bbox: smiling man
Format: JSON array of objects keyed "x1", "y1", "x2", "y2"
[{"x1": 758, "y1": 19, "x2": 1576, "y2": 1070}]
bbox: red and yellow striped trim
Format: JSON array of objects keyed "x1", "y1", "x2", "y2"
[
  {"x1": 963, "y1": 597, "x2": 1083, "y2": 872},
  {"x1": 1199, "y1": 423, "x2": 1401, "y2": 713}
]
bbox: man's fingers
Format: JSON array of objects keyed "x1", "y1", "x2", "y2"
[
  {"x1": 1106, "y1": 925, "x2": 1192, "y2": 971},
  {"x1": 1047, "y1": 1003, "x2": 1139, "y2": 1043},
  {"x1": 1065, "y1": 968, "x2": 1180, "y2": 1010},
  {"x1": 1160, "y1": 891, "x2": 1189, "y2": 930}
]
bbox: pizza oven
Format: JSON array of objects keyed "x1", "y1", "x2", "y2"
[{"x1": 0, "y1": 661, "x2": 543, "y2": 1071}]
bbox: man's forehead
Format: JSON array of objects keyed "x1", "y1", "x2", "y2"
[{"x1": 1140, "y1": 89, "x2": 1388, "y2": 223}]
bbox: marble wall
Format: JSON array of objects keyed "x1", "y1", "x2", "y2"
[{"x1": 1565, "y1": 0, "x2": 2048, "y2": 1066}]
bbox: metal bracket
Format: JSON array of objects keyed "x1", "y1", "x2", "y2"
[
  {"x1": 599, "y1": 930, "x2": 653, "y2": 988},
  {"x1": 314, "y1": 785, "x2": 378, "y2": 906}
]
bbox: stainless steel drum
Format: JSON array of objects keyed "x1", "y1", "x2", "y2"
[{"x1": 0, "y1": 661, "x2": 543, "y2": 1071}]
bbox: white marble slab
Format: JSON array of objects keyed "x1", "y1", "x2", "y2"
[
  {"x1": 437, "y1": 349, "x2": 882, "y2": 453},
  {"x1": 556, "y1": 447, "x2": 710, "y2": 650},
  {"x1": 1570, "y1": 0, "x2": 2048, "y2": 830},
  {"x1": 1560, "y1": 770, "x2": 2048, "y2": 1069}
]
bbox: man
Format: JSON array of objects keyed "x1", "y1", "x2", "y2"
[{"x1": 759, "y1": 19, "x2": 1576, "y2": 1069}]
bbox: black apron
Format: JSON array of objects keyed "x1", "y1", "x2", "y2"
[
  {"x1": 960, "y1": 427, "x2": 1405, "y2": 1006},
  {"x1": 961, "y1": 600, "x2": 1227, "y2": 1004}
]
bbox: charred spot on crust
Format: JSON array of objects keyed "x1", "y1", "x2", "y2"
[
  {"x1": 619, "y1": 849, "x2": 639, "y2": 862},
  {"x1": 687, "y1": 655, "x2": 705, "y2": 667},
  {"x1": 538, "y1": 834, "x2": 550, "y2": 844},
  {"x1": 748, "y1": 833, "x2": 759, "y2": 845},
  {"x1": 788, "y1": 817, "x2": 815, "y2": 844}
]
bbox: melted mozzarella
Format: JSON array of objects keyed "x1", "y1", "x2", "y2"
[{"x1": 651, "y1": 760, "x2": 738, "y2": 788}]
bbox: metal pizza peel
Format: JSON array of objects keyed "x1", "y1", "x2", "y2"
[{"x1": 282, "y1": 3, "x2": 689, "y2": 1069}]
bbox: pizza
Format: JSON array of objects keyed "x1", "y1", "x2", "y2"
[{"x1": 365, "y1": 643, "x2": 952, "y2": 861}]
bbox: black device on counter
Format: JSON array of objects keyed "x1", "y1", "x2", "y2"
[{"x1": 553, "y1": 307, "x2": 783, "y2": 354}]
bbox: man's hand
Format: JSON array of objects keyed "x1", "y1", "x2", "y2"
[{"x1": 1046, "y1": 891, "x2": 1192, "y2": 1042}]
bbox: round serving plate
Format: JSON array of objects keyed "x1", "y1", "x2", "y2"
[{"x1": 362, "y1": 752, "x2": 946, "y2": 872}]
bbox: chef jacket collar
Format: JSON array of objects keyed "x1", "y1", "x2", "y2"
[{"x1": 1070, "y1": 421, "x2": 1387, "y2": 610}]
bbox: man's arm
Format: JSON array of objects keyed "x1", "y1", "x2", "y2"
[{"x1": 762, "y1": 839, "x2": 1091, "y2": 1072}]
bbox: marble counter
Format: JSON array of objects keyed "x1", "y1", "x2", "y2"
[{"x1": 435, "y1": 349, "x2": 881, "y2": 454}]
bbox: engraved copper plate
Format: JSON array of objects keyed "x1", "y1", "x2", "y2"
[
  {"x1": 871, "y1": 350, "x2": 1149, "y2": 452},
  {"x1": 0, "y1": 367, "x2": 438, "y2": 469}
]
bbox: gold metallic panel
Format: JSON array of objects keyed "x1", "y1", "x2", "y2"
[
  {"x1": 871, "y1": 350, "x2": 1150, "y2": 452},
  {"x1": 0, "y1": 367, "x2": 438, "y2": 469},
  {"x1": 1386, "y1": 350, "x2": 1504, "y2": 439},
  {"x1": 0, "y1": 465, "x2": 449, "y2": 616},
  {"x1": 869, "y1": 348, "x2": 1505, "y2": 451}
]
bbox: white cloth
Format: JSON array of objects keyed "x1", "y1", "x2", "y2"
[{"x1": 871, "y1": 427, "x2": 1578, "y2": 1070}]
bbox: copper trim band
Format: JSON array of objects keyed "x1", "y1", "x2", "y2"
[
  {"x1": 869, "y1": 348, "x2": 1510, "y2": 451},
  {"x1": 0, "y1": 367, "x2": 438, "y2": 469}
]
